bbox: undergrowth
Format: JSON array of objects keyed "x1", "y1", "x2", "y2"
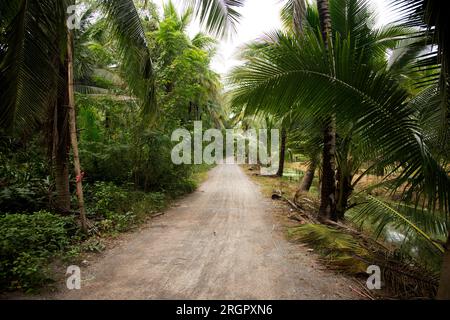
[
  {"x1": 0, "y1": 165, "x2": 212, "y2": 293},
  {"x1": 288, "y1": 224, "x2": 439, "y2": 299}
]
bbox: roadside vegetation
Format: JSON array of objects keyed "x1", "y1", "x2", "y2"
[
  {"x1": 229, "y1": 0, "x2": 449, "y2": 300},
  {"x1": 0, "y1": 0, "x2": 220, "y2": 292}
]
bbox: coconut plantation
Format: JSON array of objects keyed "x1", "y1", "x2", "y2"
[{"x1": 0, "y1": 0, "x2": 449, "y2": 302}]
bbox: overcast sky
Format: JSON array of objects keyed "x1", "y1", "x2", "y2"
[{"x1": 152, "y1": 0, "x2": 398, "y2": 76}]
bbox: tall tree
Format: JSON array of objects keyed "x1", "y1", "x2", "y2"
[
  {"x1": 229, "y1": 1, "x2": 450, "y2": 298},
  {"x1": 392, "y1": 0, "x2": 450, "y2": 300},
  {"x1": 67, "y1": 29, "x2": 88, "y2": 232},
  {"x1": 316, "y1": 0, "x2": 337, "y2": 221},
  {"x1": 291, "y1": 0, "x2": 321, "y2": 193},
  {"x1": 0, "y1": 0, "x2": 157, "y2": 230},
  {"x1": 276, "y1": 127, "x2": 287, "y2": 177},
  {"x1": 51, "y1": 48, "x2": 71, "y2": 211}
]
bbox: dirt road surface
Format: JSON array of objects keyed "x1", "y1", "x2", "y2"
[{"x1": 50, "y1": 164, "x2": 359, "y2": 300}]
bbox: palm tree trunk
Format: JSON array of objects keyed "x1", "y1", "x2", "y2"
[
  {"x1": 293, "y1": 0, "x2": 306, "y2": 34},
  {"x1": 67, "y1": 30, "x2": 88, "y2": 233},
  {"x1": 316, "y1": 0, "x2": 337, "y2": 221},
  {"x1": 335, "y1": 170, "x2": 353, "y2": 220},
  {"x1": 319, "y1": 120, "x2": 337, "y2": 220},
  {"x1": 292, "y1": 0, "x2": 316, "y2": 193},
  {"x1": 54, "y1": 156, "x2": 71, "y2": 210},
  {"x1": 276, "y1": 128, "x2": 287, "y2": 177},
  {"x1": 51, "y1": 83, "x2": 71, "y2": 211},
  {"x1": 317, "y1": 0, "x2": 332, "y2": 47},
  {"x1": 437, "y1": 234, "x2": 450, "y2": 299},
  {"x1": 299, "y1": 158, "x2": 317, "y2": 192}
]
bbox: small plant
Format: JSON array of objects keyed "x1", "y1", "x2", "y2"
[
  {"x1": 105, "y1": 211, "x2": 137, "y2": 232},
  {"x1": 288, "y1": 223, "x2": 439, "y2": 298},
  {"x1": 86, "y1": 182, "x2": 129, "y2": 218},
  {"x1": 0, "y1": 211, "x2": 76, "y2": 291},
  {"x1": 86, "y1": 182, "x2": 169, "y2": 233},
  {"x1": 80, "y1": 237, "x2": 106, "y2": 253}
]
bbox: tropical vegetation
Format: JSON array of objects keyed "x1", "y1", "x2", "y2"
[{"x1": 1, "y1": 0, "x2": 449, "y2": 299}]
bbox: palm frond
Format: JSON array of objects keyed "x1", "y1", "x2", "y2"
[
  {"x1": 0, "y1": 0, "x2": 70, "y2": 134},
  {"x1": 228, "y1": 29, "x2": 450, "y2": 216},
  {"x1": 281, "y1": 0, "x2": 306, "y2": 33},
  {"x1": 74, "y1": 85, "x2": 110, "y2": 95},
  {"x1": 188, "y1": 0, "x2": 244, "y2": 37},
  {"x1": 163, "y1": 0, "x2": 193, "y2": 31},
  {"x1": 392, "y1": 0, "x2": 450, "y2": 146},
  {"x1": 350, "y1": 195, "x2": 446, "y2": 252},
  {"x1": 289, "y1": 223, "x2": 439, "y2": 297},
  {"x1": 289, "y1": 223, "x2": 370, "y2": 274},
  {"x1": 99, "y1": 0, "x2": 156, "y2": 119},
  {"x1": 191, "y1": 32, "x2": 217, "y2": 52}
]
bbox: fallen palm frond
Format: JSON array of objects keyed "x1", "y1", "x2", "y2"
[
  {"x1": 272, "y1": 189, "x2": 318, "y2": 224},
  {"x1": 289, "y1": 224, "x2": 371, "y2": 274},
  {"x1": 349, "y1": 194, "x2": 446, "y2": 273},
  {"x1": 288, "y1": 223, "x2": 439, "y2": 299}
]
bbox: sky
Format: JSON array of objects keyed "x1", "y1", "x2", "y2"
[{"x1": 152, "y1": 0, "x2": 398, "y2": 76}]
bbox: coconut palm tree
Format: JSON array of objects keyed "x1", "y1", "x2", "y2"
[
  {"x1": 286, "y1": 0, "x2": 366, "y2": 220},
  {"x1": 315, "y1": 0, "x2": 338, "y2": 221},
  {"x1": 234, "y1": 0, "x2": 409, "y2": 220},
  {"x1": 0, "y1": 0, "x2": 243, "y2": 228},
  {"x1": 228, "y1": 0, "x2": 450, "y2": 296},
  {"x1": 0, "y1": 0, "x2": 157, "y2": 231},
  {"x1": 393, "y1": 0, "x2": 450, "y2": 300}
]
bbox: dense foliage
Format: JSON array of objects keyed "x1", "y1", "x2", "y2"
[
  {"x1": 228, "y1": 0, "x2": 450, "y2": 298},
  {"x1": 0, "y1": 212, "x2": 77, "y2": 291},
  {"x1": 1, "y1": 0, "x2": 450, "y2": 299},
  {"x1": 0, "y1": 0, "x2": 222, "y2": 291}
]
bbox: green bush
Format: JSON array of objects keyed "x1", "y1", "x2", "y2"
[
  {"x1": 0, "y1": 137, "x2": 51, "y2": 213},
  {"x1": 79, "y1": 237, "x2": 106, "y2": 253},
  {"x1": 86, "y1": 181, "x2": 129, "y2": 217},
  {"x1": 104, "y1": 211, "x2": 137, "y2": 233},
  {"x1": 0, "y1": 211, "x2": 76, "y2": 291},
  {"x1": 85, "y1": 182, "x2": 169, "y2": 233},
  {"x1": 165, "y1": 178, "x2": 197, "y2": 197},
  {"x1": 132, "y1": 192, "x2": 167, "y2": 214}
]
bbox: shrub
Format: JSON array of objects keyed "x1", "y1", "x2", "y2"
[
  {"x1": 165, "y1": 178, "x2": 197, "y2": 197},
  {"x1": 85, "y1": 181, "x2": 129, "y2": 217},
  {"x1": 85, "y1": 182, "x2": 169, "y2": 233},
  {"x1": 0, "y1": 138, "x2": 51, "y2": 213},
  {"x1": 106, "y1": 211, "x2": 137, "y2": 232},
  {"x1": 80, "y1": 237, "x2": 106, "y2": 253},
  {"x1": 0, "y1": 211, "x2": 76, "y2": 291}
]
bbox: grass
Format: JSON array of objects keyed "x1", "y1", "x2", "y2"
[
  {"x1": 191, "y1": 164, "x2": 214, "y2": 185},
  {"x1": 244, "y1": 163, "x2": 320, "y2": 199}
]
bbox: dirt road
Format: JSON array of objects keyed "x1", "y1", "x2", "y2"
[{"x1": 53, "y1": 164, "x2": 358, "y2": 300}]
